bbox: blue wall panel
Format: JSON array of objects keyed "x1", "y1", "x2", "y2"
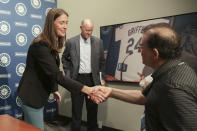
[{"x1": 0, "y1": 0, "x2": 57, "y2": 119}]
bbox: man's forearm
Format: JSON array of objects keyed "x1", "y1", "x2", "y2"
[{"x1": 110, "y1": 88, "x2": 146, "y2": 105}]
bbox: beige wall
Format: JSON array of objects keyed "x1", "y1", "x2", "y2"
[
  {"x1": 57, "y1": 0, "x2": 197, "y2": 130},
  {"x1": 58, "y1": 0, "x2": 197, "y2": 38}
]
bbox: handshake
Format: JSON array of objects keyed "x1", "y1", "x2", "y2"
[
  {"x1": 54, "y1": 85, "x2": 113, "y2": 104},
  {"x1": 87, "y1": 86, "x2": 112, "y2": 104}
]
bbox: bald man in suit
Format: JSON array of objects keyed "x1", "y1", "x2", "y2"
[{"x1": 62, "y1": 19, "x2": 105, "y2": 131}]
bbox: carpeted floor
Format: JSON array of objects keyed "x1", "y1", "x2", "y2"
[{"x1": 44, "y1": 115, "x2": 122, "y2": 131}]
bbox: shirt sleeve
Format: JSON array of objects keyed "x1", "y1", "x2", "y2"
[{"x1": 142, "y1": 83, "x2": 152, "y2": 97}]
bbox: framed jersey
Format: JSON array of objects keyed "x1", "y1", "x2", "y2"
[{"x1": 100, "y1": 12, "x2": 197, "y2": 82}]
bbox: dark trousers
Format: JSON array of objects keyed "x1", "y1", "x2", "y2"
[{"x1": 71, "y1": 74, "x2": 98, "y2": 131}]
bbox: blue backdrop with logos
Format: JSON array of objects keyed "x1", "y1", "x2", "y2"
[{"x1": 0, "y1": 0, "x2": 58, "y2": 119}]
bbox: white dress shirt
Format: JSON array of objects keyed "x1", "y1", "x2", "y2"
[{"x1": 79, "y1": 35, "x2": 91, "y2": 74}]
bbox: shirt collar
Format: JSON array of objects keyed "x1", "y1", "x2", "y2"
[
  {"x1": 152, "y1": 59, "x2": 183, "y2": 79},
  {"x1": 80, "y1": 35, "x2": 90, "y2": 44}
]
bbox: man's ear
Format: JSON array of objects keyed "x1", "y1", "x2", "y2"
[{"x1": 153, "y1": 48, "x2": 159, "y2": 60}]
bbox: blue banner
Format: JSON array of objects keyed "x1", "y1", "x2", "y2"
[{"x1": 0, "y1": 0, "x2": 57, "y2": 119}]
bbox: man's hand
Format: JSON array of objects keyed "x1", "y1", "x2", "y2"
[
  {"x1": 89, "y1": 86, "x2": 112, "y2": 104},
  {"x1": 101, "y1": 80, "x2": 106, "y2": 86},
  {"x1": 54, "y1": 91, "x2": 61, "y2": 103}
]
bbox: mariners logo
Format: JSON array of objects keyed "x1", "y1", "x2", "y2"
[
  {"x1": 16, "y1": 96, "x2": 22, "y2": 107},
  {"x1": 0, "y1": 85, "x2": 11, "y2": 99},
  {"x1": 0, "y1": 53, "x2": 11, "y2": 67},
  {"x1": 16, "y1": 33, "x2": 27, "y2": 46},
  {"x1": 15, "y1": 3, "x2": 27, "y2": 16},
  {"x1": 48, "y1": 93, "x2": 55, "y2": 103},
  {"x1": 0, "y1": 21, "x2": 10, "y2": 35},
  {"x1": 16, "y1": 63, "x2": 26, "y2": 76},
  {"x1": 32, "y1": 24, "x2": 42, "y2": 37},
  {"x1": 45, "y1": 8, "x2": 51, "y2": 16},
  {"x1": 31, "y1": 0, "x2": 41, "y2": 9},
  {"x1": 0, "y1": 0, "x2": 9, "y2": 3}
]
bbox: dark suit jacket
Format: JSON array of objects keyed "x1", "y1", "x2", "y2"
[
  {"x1": 62, "y1": 35, "x2": 105, "y2": 85},
  {"x1": 18, "y1": 40, "x2": 83, "y2": 108}
]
